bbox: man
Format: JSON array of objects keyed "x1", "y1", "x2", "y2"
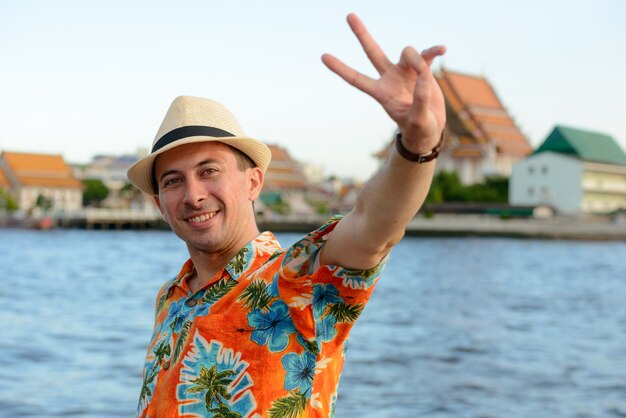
[{"x1": 127, "y1": 13, "x2": 445, "y2": 417}]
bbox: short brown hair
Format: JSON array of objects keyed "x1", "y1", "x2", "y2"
[{"x1": 228, "y1": 145, "x2": 256, "y2": 171}]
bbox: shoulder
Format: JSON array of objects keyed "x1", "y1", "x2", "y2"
[{"x1": 281, "y1": 216, "x2": 343, "y2": 276}]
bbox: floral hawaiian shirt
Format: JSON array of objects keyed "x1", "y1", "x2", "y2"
[{"x1": 137, "y1": 217, "x2": 386, "y2": 417}]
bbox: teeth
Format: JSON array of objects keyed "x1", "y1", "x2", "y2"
[{"x1": 188, "y1": 212, "x2": 217, "y2": 223}]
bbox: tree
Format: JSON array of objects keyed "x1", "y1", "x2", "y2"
[
  {"x1": 426, "y1": 171, "x2": 509, "y2": 203},
  {"x1": 120, "y1": 181, "x2": 141, "y2": 199},
  {"x1": 260, "y1": 192, "x2": 292, "y2": 215},
  {"x1": 0, "y1": 188, "x2": 18, "y2": 211},
  {"x1": 426, "y1": 171, "x2": 467, "y2": 203},
  {"x1": 35, "y1": 194, "x2": 53, "y2": 212},
  {"x1": 82, "y1": 178, "x2": 110, "y2": 207}
]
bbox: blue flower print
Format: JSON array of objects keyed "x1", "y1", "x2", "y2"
[
  {"x1": 248, "y1": 301, "x2": 296, "y2": 352},
  {"x1": 316, "y1": 314, "x2": 337, "y2": 344},
  {"x1": 282, "y1": 351, "x2": 317, "y2": 396},
  {"x1": 312, "y1": 284, "x2": 343, "y2": 319},
  {"x1": 166, "y1": 299, "x2": 185, "y2": 333},
  {"x1": 193, "y1": 302, "x2": 209, "y2": 318},
  {"x1": 267, "y1": 275, "x2": 279, "y2": 297}
]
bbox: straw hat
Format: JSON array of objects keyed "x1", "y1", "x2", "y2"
[{"x1": 127, "y1": 96, "x2": 272, "y2": 195}]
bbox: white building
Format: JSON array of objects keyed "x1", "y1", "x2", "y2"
[
  {"x1": 0, "y1": 151, "x2": 83, "y2": 213},
  {"x1": 510, "y1": 126, "x2": 626, "y2": 214}
]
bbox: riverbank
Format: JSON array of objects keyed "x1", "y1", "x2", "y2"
[
  {"x1": 261, "y1": 214, "x2": 626, "y2": 241},
  {"x1": 3, "y1": 213, "x2": 626, "y2": 240},
  {"x1": 403, "y1": 214, "x2": 626, "y2": 240}
]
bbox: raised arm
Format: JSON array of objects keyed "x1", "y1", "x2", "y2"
[{"x1": 319, "y1": 13, "x2": 446, "y2": 270}]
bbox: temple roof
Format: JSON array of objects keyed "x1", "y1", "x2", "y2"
[
  {"x1": 436, "y1": 68, "x2": 532, "y2": 158},
  {"x1": 1, "y1": 151, "x2": 82, "y2": 189},
  {"x1": 263, "y1": 144, "x2": 308, "y2": 190}
]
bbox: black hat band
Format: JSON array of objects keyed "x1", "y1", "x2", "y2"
[{"x1": 152, "y1": 125, "x2": 235, "y2": 153}]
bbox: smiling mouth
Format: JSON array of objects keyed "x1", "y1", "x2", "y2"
[{"x1": 186, "y1": 211, "x2": 219, "y2": 223}]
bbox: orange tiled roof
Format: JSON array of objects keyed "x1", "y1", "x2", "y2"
[
  {"x1": 451, "y1": 148, "x2": 484, "y2": 159},
  {"x1": 0, "y1": 167, "x2": 9, "y2": 188},
  {"x1": 436, "y1": 69, "x2": 532, "y2": 158},
  {"x1": 1, "y1": 151, "x2": 82, "y2": 189},
  {"x1": 263, "y1": 144, "x2": 308, "y2": 190}
]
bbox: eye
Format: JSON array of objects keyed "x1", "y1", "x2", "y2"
[
  {"x1": 201, "y1": 167, "x2": 218, "y2": 176},
  {"x1": 162, "y1": 177, "x2": 182, "y2": 188}
]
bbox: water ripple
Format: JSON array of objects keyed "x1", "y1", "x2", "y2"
[{"x1": 2, "y1": 230, "x2": 626, "y2": 417}]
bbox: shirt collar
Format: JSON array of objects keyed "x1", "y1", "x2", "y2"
[{"x1": 166, "y1": 231, "x2": 282, "y2": 294}]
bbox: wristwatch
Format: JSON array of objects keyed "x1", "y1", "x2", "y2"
[{"x1": 394, "y1": 129, "x2": 446, "y2": 163}]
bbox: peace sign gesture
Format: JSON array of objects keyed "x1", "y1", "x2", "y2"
[{"x1": 322, "y1": 13, "x2": 446, "y2": 152}]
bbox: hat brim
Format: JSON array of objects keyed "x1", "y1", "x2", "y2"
[{"x1": 127, "y1": 135, "x2": 271, "y2": 195}]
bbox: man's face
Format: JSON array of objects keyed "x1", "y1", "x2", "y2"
[{"x1": 153, "y1": 141, "x2": 263, "y2": 257}]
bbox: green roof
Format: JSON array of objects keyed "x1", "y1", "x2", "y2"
[{"x1": 534, "y1": 125, "x2": 626, "y2": 166}]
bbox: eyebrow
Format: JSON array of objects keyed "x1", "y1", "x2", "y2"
[{"x1": 157, "y1": 158, "x2": 221, "y2": 183}]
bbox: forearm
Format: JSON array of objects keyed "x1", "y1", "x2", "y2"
[
  {"x1": 321, "y1": 129, "x2": 439, "y2": 269},
  {"x1": 353, "y1": 139, "x2": 437, "y2": 246},
  {"x1": 319, "y1": 14, "x2": 446, "y2": 270}
]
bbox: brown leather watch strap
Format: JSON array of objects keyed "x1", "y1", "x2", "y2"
[{"x1": 395, "y1": 129, "x2": 446, "y2": 163}]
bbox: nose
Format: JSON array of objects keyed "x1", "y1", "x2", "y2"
[{"x1": 182, "y1": 177, "x2": 207, "y2": 206}]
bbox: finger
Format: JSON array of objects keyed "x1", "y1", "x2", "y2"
[
  {"x1": 421, "y1": 45, "x2": 447, "y2": 66},
  {"x1": 398, "y1": 46, "x2": 428, "y2": 75},
  {"x1": 347, "y1": 13, "x2": 393, "y2": 75},
  {"x1": 399, "y1": 47, "x2": 433, "y2": 126},
  {"x1": 321, "y1": 53, "x2": 377, "y2": 95}
]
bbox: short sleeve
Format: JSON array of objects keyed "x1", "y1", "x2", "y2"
[{"x1": 277, "y1": 216, "x2": 388, "y2": 347}]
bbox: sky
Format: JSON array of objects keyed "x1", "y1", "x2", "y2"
[{"x1": 1, "y1": 0, "x2": 625, "y2": 180}]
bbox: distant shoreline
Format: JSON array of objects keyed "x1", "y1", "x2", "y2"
[
  {"x1": 263, "y1": 214, "x2": 626, "y2": 241},
  {"x1": 3, "y1": 214, "x2": 626, "y2": 241}
]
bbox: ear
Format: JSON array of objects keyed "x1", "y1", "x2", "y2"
[
  {"x1": 247, "y1": 167, "x2": 264, "y2": 201},
  {"x1": 152, "y1": 194, "x2": 169, "y2": 224}
]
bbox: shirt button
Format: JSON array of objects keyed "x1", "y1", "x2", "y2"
[
  {"x1": 186, "y1": 299, "x2": 197, "y2": 307},
  {"x1": 163, "y1": 360, "x2": 170, "y2": 370}
]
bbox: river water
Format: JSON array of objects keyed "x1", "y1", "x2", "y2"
[{"x1": 1, "y1": 228, "x2": 626, "y2": 417}]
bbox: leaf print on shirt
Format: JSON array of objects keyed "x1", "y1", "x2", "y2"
[
  {"x1": 202, "y1": 278, "x2": 238, "y2": 306},
  {"x1": 247, "y1": 301, "x2": 296, "y2": 352},
  {"x1": 137, "y1": 369, "x2": 158, "y2": 414},
  {"x1": 231, "y1": 247, "x2": 249, "y2": 275},
  {"x1": 207, "y1": 404, "x2": 243, "y2": 418},
  {"x1": 296, "y1": 333, "x2": 319, "y2": 355},
  {"x1": 156, "y1": 292, "x2": 168, "y2": 315},
  {"x1": 186, "y1": 364, "x2": 239, "y2": 415},
  {"x1": 268, "y1": 390, "x2": 307, "y2": 418},
  {"x1": 238, "y1": 279, "x2": 275, "y2": 311},
  {"x1": 327, "y1": 302, "x2": 364, "y2": 323},
  {"x1": 171, "y1": 320, "x2": 192, "y2": 364},
  {"x1": 152, "y1": 339, "x2": 171, "y2": 370}
]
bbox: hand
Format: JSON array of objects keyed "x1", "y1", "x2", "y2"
[{"x1": 322, "y1": 13, "x2": 446, "y2": 152}]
